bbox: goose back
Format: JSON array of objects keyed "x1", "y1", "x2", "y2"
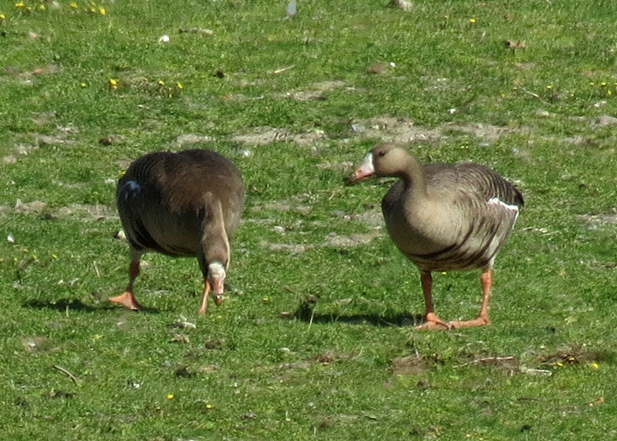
[{"x1": 117, "y1": 149, "x2": 245, "y2": 258}]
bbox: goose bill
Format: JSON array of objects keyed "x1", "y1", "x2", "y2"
[{"x1": 346, "y1": 153, "x2": 375, "y2": 184}]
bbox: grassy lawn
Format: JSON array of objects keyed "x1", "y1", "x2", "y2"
[{"x1": 1, "y1": 0, "x2": 617, "y2": 439}]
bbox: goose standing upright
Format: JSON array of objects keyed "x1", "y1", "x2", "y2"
[
  {"x1": 110, "y1": 149, "x2": 245, "y2": 315},
  {"x1": 347, "y1": 142, "x2": 523, "y2": 329}
]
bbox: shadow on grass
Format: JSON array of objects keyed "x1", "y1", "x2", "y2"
[
  {"x1": 23, "y1": 298, "x2": 160, "y2": 314},
  {"x1": 298, "y1": 311, "x2": 423, "y2": 327},
  {"x1": 291, "y1": 296, "x2": 423, "y2": 327}
]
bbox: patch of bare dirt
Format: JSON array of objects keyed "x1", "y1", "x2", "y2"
[
  {"x1": 351, "y1": 116, "x2": 522, "y2": 144},
  {"x1": 391, "y1": 354, "x2": 434, "y2": 376},
  {"x1": 281, "y1": 80, "x2": 348, "y2": 101},
  {"x1": 230, "y1": 114, "x2": 523, "y2": 148},
  {"x1": 250, "y1": 200, "x2": 313, "y2": 216},
  {"x1": 260, "y1": 241, "x2": 313, "y2": 253},
  {"x1": 56, "y1": 204, "x2": 118, "y2": 220},
  {"x1": 232, "y1": 126, "x2": 326, "y2": 146},
  {"x1": 175, "y1": 134, "x2": 215, "y2": 146},
  {"x1": 537, "y1": 345, "x2": 604, "y2": 367},
  {"x1": 21, "y1": 336, "x2": 57, "y2": 353},
  {"x1": 317, "y1": 160, "x2": 354, "y2": 172},
  {"x1": 323, "y1": 232, "x2": 380, "y2": 247},
  {"x1": 2, "y1": 144, "x2": 38, "y2": 164},
  {"x1": 0, "y1": 200, "x2": 117, "y2": 220},
  {"x1": 580, "y1": 213, "x2": 617, "y2": 226}
]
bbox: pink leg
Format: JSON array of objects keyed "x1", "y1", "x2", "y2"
[
  {"x1": 109, "y1": 260, "x2": 143, "y2": 311},
  {"x1": 415, "y1": 271, "x2": 450, "y2": 330}
]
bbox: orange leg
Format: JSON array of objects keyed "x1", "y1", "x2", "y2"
[
  {"x1": 199, "y1": 279, "x2": 226, "y2": 315},
  {"x1": 109, "y1": 260, "x2": 142, "y2": 311},
  {"x1": 447, "y1": 268, "x2": 492, "y2": 329},
  {"x1": 415, "y1": 271, "x2": 450, "y2": 330},
  {"x1": 198, "y1": 279, "x2": 211, "y2": 315}
]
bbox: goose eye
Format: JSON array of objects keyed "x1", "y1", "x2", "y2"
[{"x1": 377, "y1": 150, "x2": 386, "y2": 158}]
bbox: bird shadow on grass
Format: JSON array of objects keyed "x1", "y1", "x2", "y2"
[
  {"x1": 23, "y1": 298, "x2": 160, "y2": 314},
  {"x1": 289, "y1": 296, "x2": 423, "y2": 327}
]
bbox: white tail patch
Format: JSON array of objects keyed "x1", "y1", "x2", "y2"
[{"x1": 488, "y1": 197, "x2": 519, "y2": 213}]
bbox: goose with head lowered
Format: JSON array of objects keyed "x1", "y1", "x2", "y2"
[
  {"x1": 346, "y1": 142, "x2": 523, "y2": 330},
  {"x1": 110, "y1": 148, "x2": 245, "y2": 315}
]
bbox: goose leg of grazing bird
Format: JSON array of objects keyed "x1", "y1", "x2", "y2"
[
  {"x1": 415, "y1": 270, "x2": 450, "y2": 330},
  {"x1": 447, "y1": 268, "x2": 492, "y2": 328},
  {"x1": 198, "y1": 279, "x2": 211, "y2": 315},
  {"x1": 108, "y1": 260, "x2": 143, "y2": 311}
]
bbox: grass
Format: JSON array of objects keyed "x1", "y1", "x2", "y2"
[{"x1": 1, "y1": 0, "x2": 617, "y2": 439}]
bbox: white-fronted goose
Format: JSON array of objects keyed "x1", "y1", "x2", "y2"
[
  {"x1": 110, "y1": 149, "x2": 245, "y2": 315},
  {"x1": 347, "y1": 142, "x2": 523, "y2": 329}
]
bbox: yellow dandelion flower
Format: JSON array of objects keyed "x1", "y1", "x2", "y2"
[
  {"x1": 546, "y1": 85, "x2": 552, "y2": 90},
  {"x1": 158, "y1": 80, "x2": 165, "y2": 86},
  {"x1": 166, "y1": 393, "x2": 174, "y2": 400},
  {"x1": 80, "y1": 82, "x2": 87, "y2": 88},
  {"x1": 70, "y1": 2, "x2": 78, "y2": 8},
  {"x1": 589, "y1": 82, "x2": 595, "y2": 86},
  {"x1": 608, "y1": 90, "x2": 613, "y2": 96},
  {"x1": 15, "y1": 2, "x2": 25, "y2": 8},
  {"x1": 601, "y1": 82, "x2": 607, "y2": 87},
  {"x1": 0, "y1": 13, "x2": 6, "y2": 19},
  {"x1": 469, "y1": 18, "x2": 476, "y2": 24},
  {"x1": 556, "y1": 362, "x2": 564, "y2": 367},
  {"x1": 175, "y1": 82, "x2": 183, "y2": 89},
  {"x1": 38, "y1": 4, "x2": 45, "y2": 10},
  {"x1": 590, "y1": 362, "x2": 600, "y2": 369},
  {"x1": 51, "y1": 254, "x2": 58, "y2": 259},
  {"x1": 205, "y1": 403, "x2": 214, "y2": 409},
  {"x1": 99, "y1": 7, "x2": 106, "y2": 14}
]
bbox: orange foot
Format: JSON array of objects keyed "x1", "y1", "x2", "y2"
[
  {"x1": 415, "y1": 312, "x2": 450, "y2": 330},
  {"x1": 108, "y1": 291, "x2": 142, "y2": 311},
  {"x1": 447, "y1": 316, "x2": 490, "y2": 329}
]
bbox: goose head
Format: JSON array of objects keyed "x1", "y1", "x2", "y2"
[
  {"x1": 207, "y1": 261, "x2": 227, "y2": 305},
  {"x1": 346, "y1": 142, "x2": 421, "y2": 184}
]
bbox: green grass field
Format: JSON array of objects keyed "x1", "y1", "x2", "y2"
[{"x1": 1, "y1": 0, "x2": 617, "y2": 439}]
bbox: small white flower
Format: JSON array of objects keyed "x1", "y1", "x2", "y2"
[{"x1": 158, "y1": 35, "x2": 170, "y2": 43}]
